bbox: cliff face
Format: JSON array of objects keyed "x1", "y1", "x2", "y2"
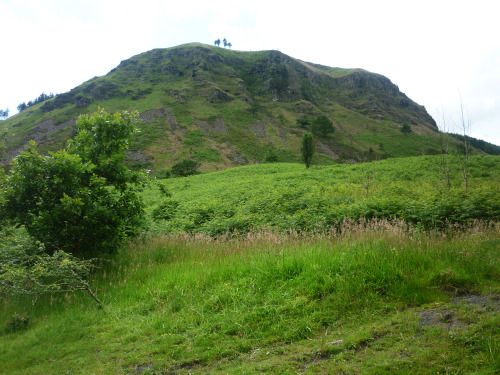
[{"x1": 1, "y1": 43, "x2": 442, "y2": 171}]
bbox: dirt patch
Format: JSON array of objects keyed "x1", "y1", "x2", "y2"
[
  {"x1": 418, "y1": 294, "x2": 499, "y2": 330},
  {"x1": 418, "y1": 310, "x2": 463, "y2": 330},
  {"x1": 452, "y1": 294, "x2": 500, "y2": 311},
  {"x1": 315, "y1": 140, "x2": 339, "y2": 159},
  {"x1": 126, "y1": 149, "x2": 153, "y2": 166},
  {"x1": 249, "y1": 121, "x2": 268, "y2": 138},
  {"x1": 166, "y1": 113, "x2": 184, "y2": 135},
  {"x1": 139, "y1": 108, "x2": 168, "y2": 123},
  {"x1": 225, "y1": 145, "x2": 247, "y2": 165},
  {"x1": 196, "y1": 118, "x2": 228, "y2": 134},
  {"x1": 5, "y1": 118, "x2": 76, "y2": 161}
]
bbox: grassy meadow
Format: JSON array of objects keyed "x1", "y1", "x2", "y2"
[
  {"x1": 144, "y1": 155, "x2": 500, "y2": 235},
  {"x1": 1, "y1": 155, "x2": 500, "y2": 374}
]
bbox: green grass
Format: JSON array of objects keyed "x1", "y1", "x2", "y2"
[
  {"x1": 1, "y1": 156, "x2": 499, "y2": 373},
  {"x1": 1, "y1": 221, "x2": 499, "y2": 374}
]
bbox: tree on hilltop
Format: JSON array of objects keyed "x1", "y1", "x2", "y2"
[
  {"x1": 223, "y1": 38, "x2": 228, "y2": 48},
  {"x1": 214, "y1": 39, "x2": 221, "y2": 47},
  {"x1": 17, "y1": 102, "x2": 27, "y2": 112}
]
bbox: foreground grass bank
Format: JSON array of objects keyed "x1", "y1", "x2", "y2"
[{"x1": 1, "y1": 220, "x2": 499, "y2": 374}]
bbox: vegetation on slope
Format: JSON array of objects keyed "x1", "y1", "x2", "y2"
[
  {"x1": 1, "y1": 152, "x2": 499, "y2": 374},
  {"x1": 144, "y1": 155, "x2": 500, "y2": 235},
  {"x1": 448, "y1": 132, "x2": 500, "y2": 155}
]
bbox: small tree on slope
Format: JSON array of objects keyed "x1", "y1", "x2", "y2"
[{"x1": 301, "y1": 132, "x2": 315, "y2": 168}]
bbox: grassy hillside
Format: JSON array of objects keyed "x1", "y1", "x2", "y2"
[
  {"x1": 143, "y1": 155, "x2": 500, "y2": 235},
  {"x1": 1, "y1": 43, "x2": 459, "y2": 172},
  {"x1": 1, "y1": 156, "x2": 499, "y2": 374}
]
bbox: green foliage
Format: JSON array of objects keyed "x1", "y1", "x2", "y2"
[
  {"x1": 301, "y1": 132, "x2": 315, "y2": 168},
  {"x1": 1, "y1": 223, "x2": 498, "y2": 373},
  {"x1": 5, "y1": 313, "x2": 31, "y2": 333},
  {"x1": 296, "y1": 117, "x2": 310, "y2": 128},
  {"x1": 17, "y1": 92, "x2": 54, "y2": 112},
  {"x1": 191, "y1": 148, "x2": 221, "y2": 162},
  {"x1": 400, "y1": 123, "x2": 412, "y2": 134},
  {"x1": 0, "y1": 108, "x2": 9, "y2": 120},
  {"x1": 170, "y1": 159, "x2": 200, "y2": 177},
  {"x1": 2, "y1": 109, "x2": 144, "y2": 257},
  {"x1": 311, "y1": 115, "x2": 334, "y2": 137},
  {"x1": 0, "y1": 129, "x2": 6, "y2": 158},
  {"x1": 263, "y1": 148, "x2": 279, "y2": 163},
  {"x1": 67, "y1": 108, "x2": 142, "y2": 190},
  {"x1": 183, "y1": 130, "x2": 206, "y2": 147},
  {"x1": 448, "y1": 132, "x2": 500, "y2": 155},
  {"x1": 0, "y1": 226, "x2": 100, "y2": 305},
  {"x1": 151, "y1": 198, "x2": 180, "y2": 221},
  {"x1": 142, "y1": 155, "x2": 500, "y2": 235}
]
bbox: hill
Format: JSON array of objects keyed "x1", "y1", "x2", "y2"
[{"x1": 0, "y1": 43, "x2": 458, "y2": 172}]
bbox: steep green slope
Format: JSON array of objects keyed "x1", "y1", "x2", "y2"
[{"x1": 2, "y1": 43, "x2": 453, "y2": 172}]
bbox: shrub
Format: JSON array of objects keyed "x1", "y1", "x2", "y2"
[
  {"x1": 171, "y1": 159, "x2": 200, "y2": 177},
  {"x1": 311, "y1": 115, "x2": 334, "y2": 137},
  {"x1": 3, "y1": 109, "x2": 145, "y2": 257},
  {"x1": 301, "y1": 133, "x2": 315, "y2": 168},
  {"x1": 152, "y1": 199, "x2": 180, "y2": 221},
  {"x1": 0, "y1": 226, "x2": 102, "y2": 306},
  {"x1": 5, "y1": 313, "x2": 31, "y2": 333},
  {"x1": 263, "y1": 149, "x2": 279, "y2": 163}
]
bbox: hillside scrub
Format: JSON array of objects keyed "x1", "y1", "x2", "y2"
[{"x1": 145, "y1": 155, "x2": 500, "y2": 235}]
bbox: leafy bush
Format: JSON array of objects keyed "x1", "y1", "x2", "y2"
[
  {"x1": 311, "y1": 115, "x2": 334, "y2": 137},
  {"x1": 171, "y1": 159, "x2": 200, "y2": 177},
  {"x1": 0, "y1": 226, "x2": 101, "y2": 305},
  {"x1": 152, "y1": 199, "x2": 180, "y2": 221},
  {"x1": 5, "y1": 313, "x2": 31, "y2": 333},
  {"x1": 263, "y1": 148, "x2": 279, "y2": 163},
  {"x1": 2, "y1": 109, "x2": 144, "y2": 257}
]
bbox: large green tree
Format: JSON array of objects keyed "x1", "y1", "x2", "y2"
[
  {"x1": 3, "y1": 108, "x2": 144, "y2": 257},
  {"x1": 311, "y1": 115, "x2": 334, "y2": 138}
]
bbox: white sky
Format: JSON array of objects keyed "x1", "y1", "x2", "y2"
[{"x1": 1, "y1": 0, "x2": 499, "y2": 145}]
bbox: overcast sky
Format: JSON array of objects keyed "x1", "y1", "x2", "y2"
[{"x1": 1, "y1": 0, "x2": 499, "y2": 145}]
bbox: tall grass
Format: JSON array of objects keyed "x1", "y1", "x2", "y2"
[{"x1": 2, "y1": 219, "x2": 497, "y2": 374}]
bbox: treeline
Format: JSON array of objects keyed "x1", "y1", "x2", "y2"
[
  {"x1": 17, "y1": 92, "x2": 55, "y2": 112},
  {"x1": 0, "y1": 108, "x2": 9, "y2": 120},
  {"x1": 214, "y1": 38, "x2": 232, "y2": 48},
  {"x1": 448, "y1": 133, "x2": 500, "y2": 155}
]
